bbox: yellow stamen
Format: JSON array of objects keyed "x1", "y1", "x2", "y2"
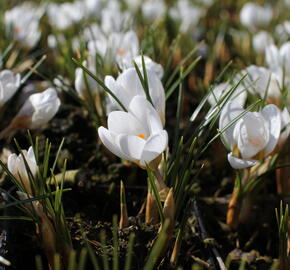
[{"x1": 232, "y1": 145, "x2": 241, "y2": 158}]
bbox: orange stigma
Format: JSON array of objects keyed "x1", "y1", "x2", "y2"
[
  {"x1": 15, "y1": 27, "x2": 21, "y2": 34},
  {"x1": 117, "y1": 49, "x2": 126, "y2": 55},
  {"x1": 138, "y1": 134, "x2": 145, "y2": 139}
]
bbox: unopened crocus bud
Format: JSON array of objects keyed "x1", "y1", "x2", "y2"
[
  {"x1": 0, "y1": 70, "x2": 21, "y2": 107},
  {"x1": 8, "y1": 146, "x2": 37, "y2": 194},
  {"x1": 75, "y1": 64, "x2": 99, "y2": 101},
  {"x1": 252, "y1": 31, "x2": 274, "y2": 54},
  {"x1": 0, "y1": 88, "x2": 60, "y2": 138},
  {"x1": 18, "y1": 88, "x2": 60, "y2": 129}
]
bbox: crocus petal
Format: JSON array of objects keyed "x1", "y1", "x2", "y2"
[
  {"x1": 278, "y1": 107, "x2": 290, "y2": 146},
  {"x1": 279, "y1": 42, "x2": 290, "y2": 74},
  {"x1": 208, "y1": 82, "x2": 247, "y2": 107},
  {"x1": 117, "y1": 134, "x2": 146, "y2": 161},
  {"x1": 28, "y1": 88, "x2": 60, "y2": 128},
  {"x1": 261, "y1": 104, "x2": 281, "y2": 156},
  {"x1": 108, "y1": 111, "x2": 145, "y2": 136},
  {"x1": 227, "y1": 152, "x2": 258, "y2": 169},
  {"x1": 105, "y1": 75, "x2": 127, "y2": 110},
  {"x1": 140, "y1": 130, "x2": 168, "y2": 165},
  {"x1": 98, "y1": 126, "x2": 132, "y2": 161},
  {"x1": 128, "y1": 95, "x2": 150, "y2": 132},
  {"x1": 133, "y1": 55, "x2": 164, "y2": 79},
  {"x1": 7, "y1": 153, "x2": 18, "y2": 176},
  {"x1": 0, "y1": 70, "x2": 20, "y2": 105},
  {"x1": 234, "y1": 112, "x2": 269, "y2": 159},
  {"x1": 147, "y1": 69, "x2": 166, "y2": 118},
  {"x1": 266, "y1": 45, "x2": 280, "y2": 72},
  {"x1": 129, "y1": 95, "x2": 162, "y2": 134},
  {"x1": 219, "y1": 100, "x2": 244, "y2": 147},
  {"x1": 242, "y1": 65, "x2": 271, "y2": 95},
  {"x1": 146, "y1": 101, "x2": 163, "y2": 134}
]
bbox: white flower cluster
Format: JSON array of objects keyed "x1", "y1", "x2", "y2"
[{"x1": 206, "y1": 1, "x2": 290, "y2": 169}]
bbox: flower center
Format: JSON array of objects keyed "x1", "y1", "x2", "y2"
[
  {"x1": 138, "y1": 134, "x2": 145, "y2": 140},
  {"x1": 117, "y1": 49, "x2": 126, "y2": 56},
  {"x1": 15, "y1": 27, "x2": 21, "y2": 34},
  {"x1": 248, "y1": 136, "x2": 264, "y2": 148}
]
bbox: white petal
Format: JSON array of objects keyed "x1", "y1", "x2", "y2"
[
  {"x1": 107, "y1": 111, "x2": 145, "y2": 136},
  {"x1": 115, "y1": 68, "x2": 144, "y2": 108},
  {"x1": 133, "y1": 55, "x2": 164, "y2": 79},
  {"x1": 228, "y1": 152, "x2": 258, "y2": 169},
  {"x1": 208, "y1": 83, "x2": 231, "y2": 106},
  {"x1": 219, "y1": 101, "x2": 244, "y2": 147},
  {"x1": 279, "y1": 107, "x2": 290, "y2": 146},
  {"x1": 128, "y1": 95, "x2": 162, "y2": 134},
  {"x1": 252, "y1": 31, "x2": 273, "y2": 53},
  {"x1": 29, "y1": 88, "x2": 60, "y2": 128},
  {"x1": 117, "y1": 134, "x2": 146, "y2": 161},
  {"x1": 279, "y1": 42, "x2": 290, "y2": 74},
  {"x1": 146, "y1": 101, "x2": 163, "y2": 134},
  {"x1": 140, "y1": 130, "x2": 168, "y2": 165},
  {"x1": 26, "y1": 147, "x2": 37, "y2": 176},
  {"x1": 7, "y1": 153, "x2": 18, "y2": 176},
  {"x1": 243, "y1": 65, "x2": 271, "y2": 95},
  {"x1": 98, "y1": 126, "x2": 132, "y2": 161},
  {"x1": 235, "y1": 112, "x2": 269, "y2": 159},
  {"x1": 266, "y1": 45, "x2": 280, "y2": 72},
  {"x1": 147, "y1": 69, "x2": 166, "y2": 118},
  {"x1": 261, "y1": 104, "x2": 281, "y2": 155}
]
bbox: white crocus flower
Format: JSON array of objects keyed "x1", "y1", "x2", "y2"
[
  {"x1": 83, "y1": 0, "x2": 103, "y2": 17},
  {"x1": 142, "y1": 0, "x2": 166, "y2": 22},
  {"x1": 0, "y1": 70, "x2": 21, "y2": 107},
  {"x1": 112, "y1": 32, "x2": 140, "y2": 69},
  {"x1": 7, "y1": 146, "x2": 37, "y2": 193},
  {"x1": 275, "y1": 21, "x2": 290, "y2": 43},
  {"x1": 105, "y1": 68, "x2": 165, "y2": 124},
  {"x1": 208, "y1": 82, "x2": 247, "y2": 107},
  {"x1": 219, "y1": 101, "x2": 281, "y2": 169},
  {"x1": 5, "y1": 2, "x2": 42, "y2": 48},
  {"x1": 266, "y1": 42, "x2": 290, "y2": 75},
  {"x1": 98, "y1": 95, "x2": 168, "y2": 167},
  {"x1": 252, "y1": 31, "x2": 274, "y2": 54},
  {"x1": 88, "y1": 31, "x2": 139, "y2": 69},
  {"x1": 239, "y1": 66, "x2": 282, "y2": 104},
  {"x1": 101, "y1": 5, "x2": 131, "y2": 34},
  {"x1": 240, "y1": 3, "x2": 272, "y2": 32},
  {"x1": 47, "y1": 2, "x2": 86, "y2": 30},
  {"x1": 122, "y1": 55, "x2": 164, "y2": 79},
  {"x1": 83, "y1": 24, "x2": 106, "y2": 42},
  {"x1": 170, "y1": 0, "x2": 204, "y2": 33}
]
